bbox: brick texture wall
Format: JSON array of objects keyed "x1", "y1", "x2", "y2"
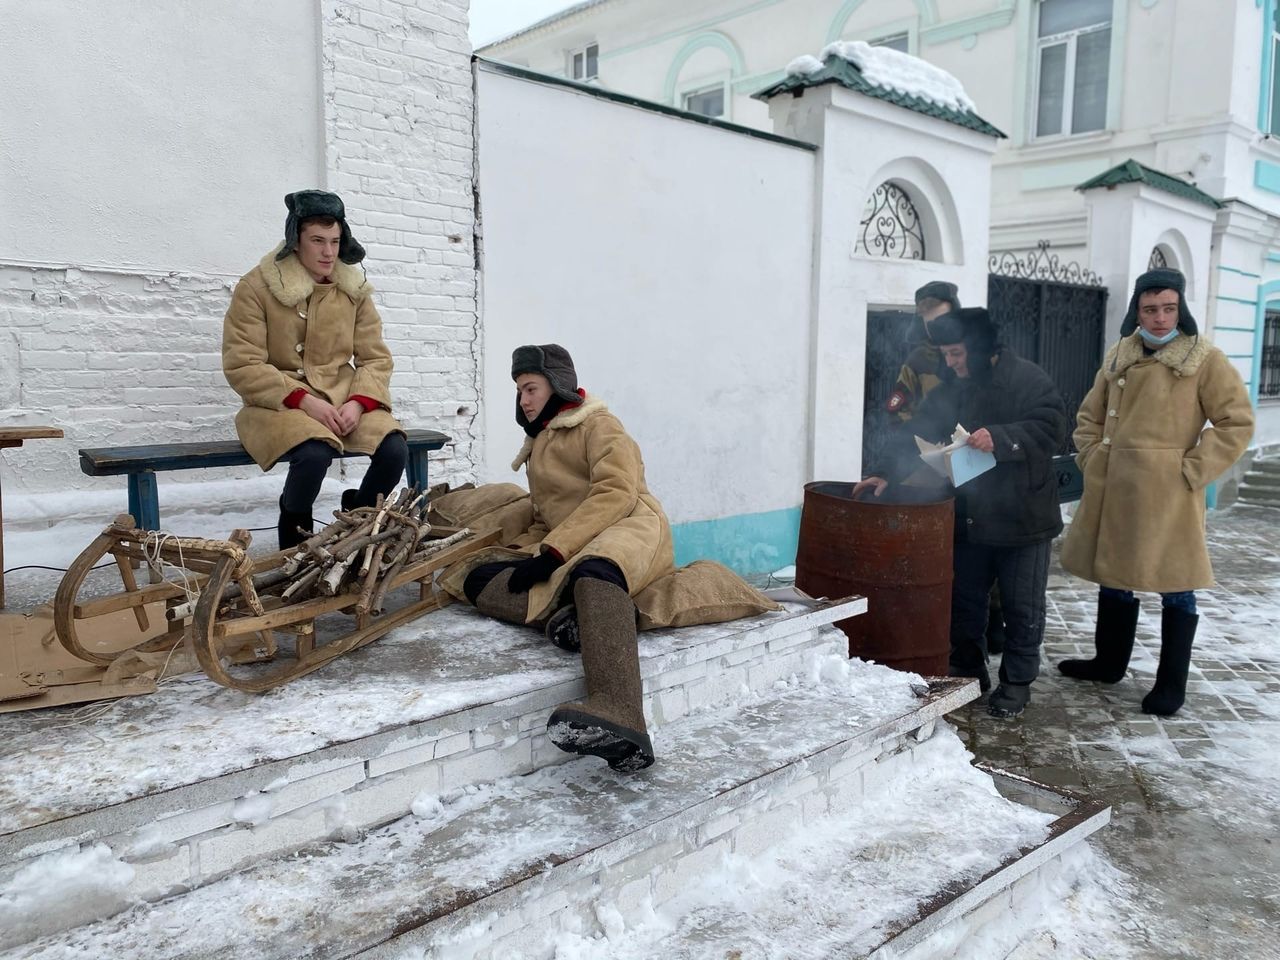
[{"x1": 0, "y1": 0, "x2": 478, "y2": 500}]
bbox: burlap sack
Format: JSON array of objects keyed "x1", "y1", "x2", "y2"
[{"x1": 634, "y1": 560, "x2": 781, "y2": 630}]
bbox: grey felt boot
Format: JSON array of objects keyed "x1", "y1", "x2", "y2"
[
  {"x1": 473, "y1": 568, "x2": 530, "y2": 626},
  {"x1": 547, "y1": 578, "x2": 654, "y2": 772}
]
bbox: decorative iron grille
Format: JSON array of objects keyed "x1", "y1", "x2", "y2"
[
  {"x1": 1262, "y1": 311, "x2": 1280, "y2": 399},
  {"x1": 1148, "y1": 246, "x2": 1168, "y2": 270},
  {"x1": 855, "y1": 182, "x2": 926, "y2": 260},
  {"x1": 988, "y1": 240, "x2": 1104, "y2": 287}
]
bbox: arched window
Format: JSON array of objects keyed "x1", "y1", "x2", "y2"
[
  {"x1": 1148, "y1": 245, "x2": 1169, "y2": 270},
  {"x1": 855, "y1": 182, "x2": 926, "y2": 260}
]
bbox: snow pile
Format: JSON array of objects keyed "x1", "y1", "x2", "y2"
[
  {"x1": 814, "y1": 39, "x2": 976, "y2": 112},
  {"x1": 0, "y1": 844, "x2": 135, "y2": 948},
  {"x1": 232, "y1": 790, "x2": 274, "y2": 826},
  {"x1": 784, "y1": 54, "x2": 824, "y2": 77},
  {"x1": 544, "y1": 729, "x2": 1059, "y2": 959}
]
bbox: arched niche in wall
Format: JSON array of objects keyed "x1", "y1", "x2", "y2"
[
  {"x1": 1151, "y1": 228, "x2": 1195, "y2": 299},
  {"x1": 852, "y1": 156, "x2": 964, "y2": 264},
  {"x1": 663, "y1": 31, "x2": 744, "y2": 120},
  {"x1": 826, "y1": 0, "x2": 938, "y2": 45}
]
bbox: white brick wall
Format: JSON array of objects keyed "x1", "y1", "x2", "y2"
[{"x1": 0, "y1": 0, "x2": 479, "y2": 498}]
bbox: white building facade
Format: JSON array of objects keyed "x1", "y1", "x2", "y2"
[{"x1": 481, "y1": 0, "x2": 1280, "y2": 452}]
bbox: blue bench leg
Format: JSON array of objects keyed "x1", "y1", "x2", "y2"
[
  {"x1": 128, "y1": 473, "x2": 161, "y2": 532},
  {"x1": 406, "y1": 448, "x2": 430, "y2": 493}
]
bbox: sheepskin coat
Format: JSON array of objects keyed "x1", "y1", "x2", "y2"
[
  {"x1": 443, "y1": 395, "x2": 675, "y2": 623},
  {"x1": 222, "y1": 246, "x2": 402, "y2": 470},
  {"x1": 1061, "y1": 332, "x2": 1254, "y2": 592}
]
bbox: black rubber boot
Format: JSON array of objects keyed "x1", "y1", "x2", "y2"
[
  {"x1": 277, "y1": 496, "x2": 313, "y2": 550},
  {"x1": 987, "y1": 682, "x2": 1031, "y2": 719},
  {"x1": 1142, "y1": 608, "x2": 1198, "y2": 716},
  {"x1": 1058, "y1": 593, "x2": 1141, "y2": 683},
  {"x1": 544, "y1": 604, "x2": 580, "y2": 652},
  {"x1": 547, "y1": 578, "x2": 654, "y2": 772}
]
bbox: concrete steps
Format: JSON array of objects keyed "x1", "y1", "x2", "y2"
[
  {"x1": 1237, "y1": 456, "x2": 1280, "y2": 506},
  {"x1": 0, "y1": 597, "x2": 865, "y2": 946},
  {"x1": 5, "y1": 669, "x2": 1108, "y2": 960}
]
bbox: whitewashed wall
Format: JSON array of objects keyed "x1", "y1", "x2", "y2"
[
  {"x1": 0, "y1": 0, "x2": 478, "y2": 500},
  {"x1": 474, "y1": 62, "x2": 815, "y2": 535}
]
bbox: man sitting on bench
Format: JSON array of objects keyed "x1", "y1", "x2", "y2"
[{"x1": 222, "y1": 190, "x2": 407, "y2": 549}]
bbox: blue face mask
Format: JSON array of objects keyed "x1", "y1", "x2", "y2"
[{"x1": 1139, "y1": 326, "x2": 1179, "y2": 346}]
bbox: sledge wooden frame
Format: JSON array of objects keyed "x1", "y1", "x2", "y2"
[{"x1": 50, "y1": 513, "x2": 500, "y2": 696}]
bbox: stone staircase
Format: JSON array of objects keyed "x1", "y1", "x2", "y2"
[
  {"x1": 0, "y1": 595, "x2": 1109, "y2": 959},
  {"x1": 1237, "y1": 455, "x2": 1280, "y2": 507}
]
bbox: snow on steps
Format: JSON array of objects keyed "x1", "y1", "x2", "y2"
[
  {"x1": 0, "y1": 598, "x2": 864, "y2": 941},
  {"x1": 5, "y1": 663, "x2": 1002, "y2": 960}
]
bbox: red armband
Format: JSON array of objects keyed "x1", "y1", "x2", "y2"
[
  {"x1": 284, "y1": 389, "x2": 309, "y2": 409},
  {"x1": 350, "y1": 395, "x2": 381, "y2": 412}
]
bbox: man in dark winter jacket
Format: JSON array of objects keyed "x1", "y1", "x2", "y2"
[{"x1": 856, "y1": 308, "x2": 1068, "y2": 718}]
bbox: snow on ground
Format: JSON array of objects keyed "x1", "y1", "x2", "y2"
[{"x1": 5, "y1": 658, "x2": 935, "y2": 960}]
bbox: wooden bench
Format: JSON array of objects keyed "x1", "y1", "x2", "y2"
[{"x1": 79, "y1": 429, "x2": 450, "y2": 531}]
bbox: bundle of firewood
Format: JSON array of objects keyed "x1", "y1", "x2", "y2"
[{"x1": 222, "y1": 487, "x2": 471, "y2": 617}]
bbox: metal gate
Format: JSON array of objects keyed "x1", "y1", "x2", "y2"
[
  {"x1": 861, "y1": 308, "x2": 916, "y2": 475},
  {"x1": 987, "y1": 242, "x2": 1108, "y2": 455}
]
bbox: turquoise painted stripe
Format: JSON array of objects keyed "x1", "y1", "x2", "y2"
[
  {"x1": 671, "y1": 505, "x2": 800, "y2": 575},
  {"x1": 1215, "y1": 325, "x2": 1258, "y2": 333},
  {"x1": 1256, "y1": 158, "x2": 1280, "y2": 194},
  {"x1": 1217, "y1": 295, "x2": 1260, "y2": 305},
  {"x1": 1217, "y1": 266, "x2": 1263, "y2": 278},
  {"x1": 1226, "y1": 353, "x2": 1256, "y2": 359},
  {"x1": 1268, "y1": 251, "x2": 1280, "y2": 263}
]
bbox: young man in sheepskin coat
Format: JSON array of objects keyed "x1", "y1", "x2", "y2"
[
  {"x1": 222, "y1": 191, "x2": 407, "y2": 548},
  {"x1": 447, "y1": 344, "x2": 673, "y2": 773},
  {"x1": 1059, "y1": 268, "x2": 1254, "y2": 715}
]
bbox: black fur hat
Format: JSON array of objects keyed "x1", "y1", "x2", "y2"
[
  {"x1": 930, "y1": 307, "x2": 999, "y2": 372},
  {"x1": 511, "y1": 344, "x2": 580, "y2": 403},
  {"x1": 1119, "y1": 268, "x2": 1198, "y2": 337},
  {"x1": 276, "y1": 190, "x2": 367, "y2": 265}
]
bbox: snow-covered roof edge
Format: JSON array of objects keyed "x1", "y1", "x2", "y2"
[{"x1": 758, "y1": 44, "x2": 1005, "y2": 139}]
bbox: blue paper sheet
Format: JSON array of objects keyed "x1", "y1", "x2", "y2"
[{"x1": 949, "y1": 445, "x2": 997, "y2": 486}]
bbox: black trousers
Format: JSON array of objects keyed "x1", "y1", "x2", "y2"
[
  {"x1": 949, "y1": 539, "x2": 1052, "y2": 686},
  {"x1": 280, "y1": 433, "x2": 408, "y2": 514},
  {"x1": 462, "y1": 557, "x2": 627, "y2": 606}
]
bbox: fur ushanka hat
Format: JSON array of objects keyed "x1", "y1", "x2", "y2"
[
  {"x1": 276, "y1": 190, "x2": 367, "y2": 265},
  {"x1": 1119, "y1": 268, "x2": 1198, "y2": 337}
]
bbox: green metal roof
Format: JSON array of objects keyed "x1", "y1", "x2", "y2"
[
  {"x1": 1077, "y1": 159, "x2": 1222, "y2": 209},
  {"x1": 753, "y1": 54, "x2": 1006, "y2": 139}
]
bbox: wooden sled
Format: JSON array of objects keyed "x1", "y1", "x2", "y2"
[{"x1": 30, "y1": 488, "x2": 498, "y2": 705}]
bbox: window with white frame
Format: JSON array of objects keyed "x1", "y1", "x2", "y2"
[
  {"x1": 870, "y1": 32, "x2": 909, "y2": 53},
  {"x1": 569, "y1": 43, "x2": 599, "y2": 81},
  {"x1": 1034, "y1": 0, "x2": 1111, "y2": 138},
  {"x1": 683, "y1": 83, "x2": 726, "y2": 119},
  {"x1": 1269, "y1": 5, "x2": 1280, "y2": 133}
]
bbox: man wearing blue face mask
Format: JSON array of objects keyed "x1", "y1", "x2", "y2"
[{"x1": 1059, "y1": 268, "x2": 1254, "y2": 716}]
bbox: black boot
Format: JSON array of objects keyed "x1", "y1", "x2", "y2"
[
  {"x1": 545, "y1": 604, "x2": 580, "y2": 652},
  {"x1": 277, "y1": 496, "x2": 313, "y2": 550},
  {"x1": 342, "y1": 488, "x2": 381, "y2": 512},
  {"x1": 1142, "y1": 608, "x2": 1198, "y2": 716},
  {"x1": 987, "y1": 682, "x2": 1031, "y2": 719},
  {"x1": 1058, "y1": 593, "x2": 1140, "y2": 683}
]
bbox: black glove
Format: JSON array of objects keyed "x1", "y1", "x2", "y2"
[{"x1": 506, "y1": 552, "x2": 563, "y2": 593}]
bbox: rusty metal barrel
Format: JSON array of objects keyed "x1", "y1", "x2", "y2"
[{"x1": 795, "y1": 481, "x2": 953, "y2": 676}]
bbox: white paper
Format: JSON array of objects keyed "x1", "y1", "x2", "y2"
[{"x1": 914, "y1": 425, "x2": 997, "y2": 487}]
